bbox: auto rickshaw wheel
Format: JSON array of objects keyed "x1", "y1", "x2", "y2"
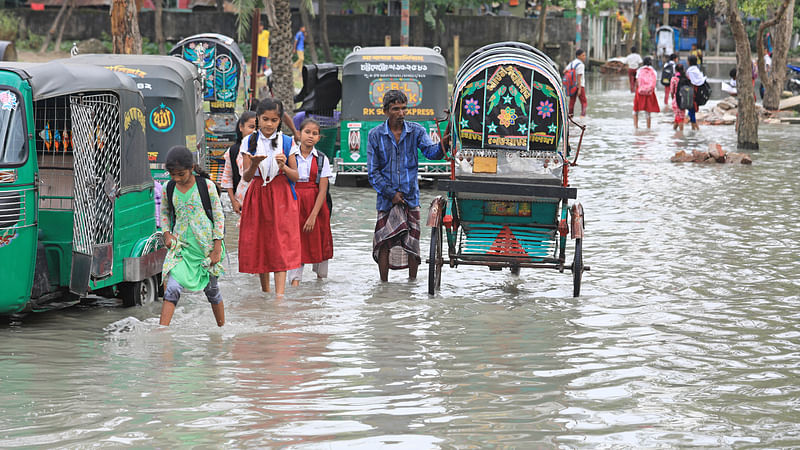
[
  {"x1": 572, "y1": 238, "x2": 583, "y2": 297},
  {"x1": 120, "y1": 276, "x2": 158, "y2": 307},
  {"x1": 428, "y1": 226, "x2": 443, "y2": 295}
]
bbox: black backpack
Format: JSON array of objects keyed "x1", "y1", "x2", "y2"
[
  {"x1": 660, "y1": 62, "x2": 675, "y2": 86},
  {"x1": 165, "y1": 176, "x2": 214, "y2": 231},
  {"x1": 314, "y1": 152, "x2": 333, "y2": 215},
  {"x1": 676, "y1": 79, "x2": 695, "y2": 110},
  {"x1": 695, "y1": 81, "x2": 711, "y2": 106}
]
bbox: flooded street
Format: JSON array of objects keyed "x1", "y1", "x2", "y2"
[{"x1": 2, "y1": 71, "x2": 799, "y2": 447}]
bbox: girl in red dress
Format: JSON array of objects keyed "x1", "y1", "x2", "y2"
[
  {"x1": 288, "y1": 119, "x2": 334, "y2": 286},
  {"x1": 633, "y1": 56, "x2": 661, "y2": 129},
  {"x1": 238, "y1": 98, "x2": 301, "y2": 297}
]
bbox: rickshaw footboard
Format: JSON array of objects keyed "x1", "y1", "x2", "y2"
[{"x1": 438, "y1": 180, "x2": 577, "y2": 199}]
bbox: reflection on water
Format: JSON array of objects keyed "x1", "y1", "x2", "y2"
[{"x1": 1, "y1": 71, "x2": 799, "y2": 447}]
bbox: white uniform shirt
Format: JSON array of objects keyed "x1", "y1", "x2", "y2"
[
  {"x1": 567, "y1": 58, "x2": 586, "y2": 88},
  {"x1": 686, "y1": 65, "x2": 707, "y2": 86},
  {"x1": 625, "y1": 53, "x2": 643, "y2": 70},
  {"x1": 239, "y1": 131, "x2": 297, "y2": 185},
  {"x1": 295, "y1": 147, "x2": 332, "y2": 182}
]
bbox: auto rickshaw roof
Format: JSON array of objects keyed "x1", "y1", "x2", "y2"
[
  {"x1": 170, "y1": 33, "x2": 247, "y2": 69},
  {"x1": 342, "y1": 46, "x2": 447, "y2": 77},
  {"x1": 0, "y1": 61, "x2": 142, "y2": 101},
  {"x1": 54, "y1": 54, "x2": 200, "y2": 99}
]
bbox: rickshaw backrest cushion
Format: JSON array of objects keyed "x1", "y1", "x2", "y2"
[{"x1": 165, "y1": 176, "x2": 214, "y2": 231}]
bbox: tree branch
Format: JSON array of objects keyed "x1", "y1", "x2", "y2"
[{"x1": 755, "y1": 0, "x2": 790, "y2": 85}]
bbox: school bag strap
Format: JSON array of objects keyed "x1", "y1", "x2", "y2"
[
  {"x1": 229, "y1": 142, "x2": 241, "y2": 194},
  {"x1": 313, "y1": 151, "x2": 333, "y2": 214},
  {"x1": 166, "y1": 176, "x2": 214, "y2": 232},
  {"x1": 281, "y1": 135, "x2": 298, "y2": 201}
]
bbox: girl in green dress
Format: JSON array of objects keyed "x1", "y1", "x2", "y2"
[{"x1": 160, "y1": 146, "x2": 226, "y2": 327}]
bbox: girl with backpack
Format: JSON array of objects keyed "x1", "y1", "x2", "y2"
[
  {"x1": 669, "y1": 64, "x2": 688, "y2": 131},
  {"x1": 633, "y1": 56, "x2": 660, "y2": 129},
  {"x1": 159, "y1": 146, "x2": 226, "y2": 327},
  {"x1": 239, "y1": 98, "x2": 301, "y2": 297},
  {"x1": 221, "y1": 111, "x2": 257, "y2": 221},
  {"x1": 287, "y1": 118, "x2": 334, "y2": 286}
]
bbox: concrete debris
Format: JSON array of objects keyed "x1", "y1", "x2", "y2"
[{"x1": 670, "y1": 143, "x2": 751, "y2": 164}]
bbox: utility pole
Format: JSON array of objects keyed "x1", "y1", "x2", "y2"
[
  {"x1": 401, "y1": 0, "x2": 410, "y2": 46},
  {"x1": 576, "y1": 0, "x2": 585, "y2": 48}
]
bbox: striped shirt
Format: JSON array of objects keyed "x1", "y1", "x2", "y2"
[{"x1": 367, "y1": 120, "x2": 443, "y2": 211}]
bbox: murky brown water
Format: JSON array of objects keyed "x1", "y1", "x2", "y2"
[{"x1": 1, "y1": 71, "x2": 799, "y2": 447}]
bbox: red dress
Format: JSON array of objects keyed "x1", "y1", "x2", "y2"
[
  {"x1": 239, "y1": 174, "x2": 301, "y2": 273},
  {"x1": 295, "y1": 158, "x2": 334, "y2": 264}
]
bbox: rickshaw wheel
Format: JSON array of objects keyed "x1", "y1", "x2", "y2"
[
  {"x1": 120, "y1": 276, "x2": 158, "y2": 307},
  {"x1": 572, "y1": 239, "x2": 583, "y2": 297},
  {"x1": 428, "y1": 226, "x2": 443, "y2": 295}
]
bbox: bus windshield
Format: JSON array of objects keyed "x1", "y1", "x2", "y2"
[{"x1": 0, "y1": 90, "x2": 26, "y2": 167}]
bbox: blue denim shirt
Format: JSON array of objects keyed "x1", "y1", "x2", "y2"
[{"x1": 367, "y1": 120, "x2": 444, "y2": 211}]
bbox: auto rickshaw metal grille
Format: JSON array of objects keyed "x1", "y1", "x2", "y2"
[{"x1": 69, "y1": 95, "x2": 121, "y2": 256}]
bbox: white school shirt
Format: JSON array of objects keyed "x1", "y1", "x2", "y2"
[
  {"x1": 239, "y1": 131, "x2": 298, "y2": 185},
  {"x1": 295, "y1": 147, "x2": 333, "y2": 182},
  {"x1": 625, "y1": 53, "x2": 643, "y2": 69},
  {"x1": 686, "y1": 65, "x2": 707, "y2": 86},
  {"x1": 567, "y1": 59, "x2": 586, "y2": 88}
]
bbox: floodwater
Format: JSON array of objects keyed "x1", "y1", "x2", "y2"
[{"x1": 2, "y1": 70, "x2": 799, "y2": 448}]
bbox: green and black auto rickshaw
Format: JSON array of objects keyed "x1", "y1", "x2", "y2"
[
  {"x1": 0, "y1": 61, "x2": 163, "y2": 313},
  {"x1": 336, "y1": 46, "x2": 450, "y2": 184}
]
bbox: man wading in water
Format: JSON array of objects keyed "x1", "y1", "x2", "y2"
[{"x1": 367, "y1": 90, "x2": 449, "y2": 282}]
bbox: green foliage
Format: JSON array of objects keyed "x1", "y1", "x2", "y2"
[
  {"x1": 15, "y1": 33, "x2": 43, "y2": 52},
  {"x1": 0, "y1": 10, "x2": 19, "y2": 41}
]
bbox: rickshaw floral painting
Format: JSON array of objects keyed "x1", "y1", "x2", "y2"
[{"x1": 0, "y1": 91, "x2": 18, "y2": 111}]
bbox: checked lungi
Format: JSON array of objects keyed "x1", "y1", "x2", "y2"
[{"x1": 372, "y1": 204, "x2": 421, "y2": 270}]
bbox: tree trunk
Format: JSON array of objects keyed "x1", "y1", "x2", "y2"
[
  {"x1": 215, "y1": 0, "x2": 224, "y2": 12},
  {"x1": 628, "y1": 0, "x2": 641, "y2": 53},
  {"x1": 412, "y1": 1, "x2": 424, "y2": 47},
  {"x1": 271, "y1": 0, "x2": 295, "y2": 118},
  {"x1": 300, "y1": 1, "x2": 318, "y2": 64},
  {"x1": 760, "y1": 0, "x2": 794, "y2": 110},
  {"x1": 537, "y1": 0, "x2": 547, "y2": 50},
  {"x1": 111, "y1": 0, "x2": 143, "y2": 54},
  {"x1": 155, "y1": 0, "x2": 165, "y2": 54},
  {"x1": 54, "y1": 0, "x2": 75, "y2": 53},
  {"x1": 728, "y1": 0, "x2": 758, "y2": 149},
  {"x1": 39, "y1": 0, "x2": 69, "y2": 53},
  {"x1": 319, "y1": 0, "x2": 332, "y2": 61}
]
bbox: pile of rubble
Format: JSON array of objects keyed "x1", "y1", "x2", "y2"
[
  {"x1": 598, "y1": 58, "x2": 627, "y2": 74},
  {"x1": 696, "y1": 96, "x2": 770, "y2": 125},
  {"x1": 670, "y1": 142, "x2": 752, "y2": 164}
]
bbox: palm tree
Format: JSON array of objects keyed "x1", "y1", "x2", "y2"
[{"x1": 234, "y1": 0, "x2": 295, "y2": 117}]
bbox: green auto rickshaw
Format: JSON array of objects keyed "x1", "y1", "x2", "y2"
[
  {"x1": 0, "y1": 61, "x2": 164, "y2": 314},
  {"x1": 60, "y1": 54, "x2": 206, "y2": 185},
  {"x1": 336, "y1": 46, "x2": 450, "y2": 185}
]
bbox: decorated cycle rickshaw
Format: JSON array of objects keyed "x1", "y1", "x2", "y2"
[{"x1": 427, "y1": 42, "x2": 588, "y2": 296}]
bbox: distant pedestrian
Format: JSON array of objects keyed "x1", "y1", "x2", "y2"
[
  {"x1": 625, "y1": 46, "x2": 643, "y2": 93},
  {"x1": 564, "y1": 48, "x2": 587, "y2": 117},
  {"x1": 661, "y1": 53, "x2": 678, "y2": 109},
  {"x1": 685, "y1": 54, "x2": 706, "y2": 130},
  {"x1": 690, "y1": 43, "x2": 703, "y2": 65},
  {"x1": 633, "y1": 56, "x2": 660, "y2": 129},
  {"x1": 159, "y1": 146, "x2": 226, "y2": 327},
  {"x1": 670, "y1": 63, "x2": 687, "y2": 131},
  {"x1": 257, "y1": 23, "x2": 270, "y2": 73},
  {"x1": 293, "y1": 26, "x2": 306, "y2": 72}
]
